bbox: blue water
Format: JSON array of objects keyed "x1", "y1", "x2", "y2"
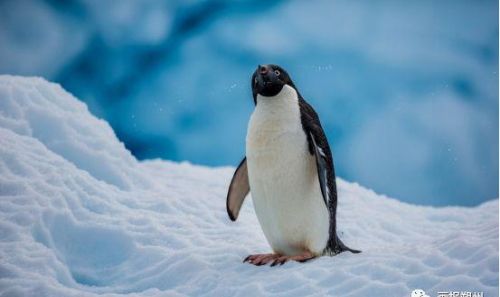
[{"x1": 0, "y1": 0, "x2": 497, "y2": 206}]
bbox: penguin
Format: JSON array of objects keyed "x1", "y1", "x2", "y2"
[{"x1": 226, "y1": 64, "x2": 360, "y2": 266}]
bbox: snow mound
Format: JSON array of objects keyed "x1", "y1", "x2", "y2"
[{"x1": 0, "y1": 75, "x2": 498, "y2": 297}]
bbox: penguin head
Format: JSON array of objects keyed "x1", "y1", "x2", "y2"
[{"x1": 251, "y1": 64, "x2": 297, "y2": 101}]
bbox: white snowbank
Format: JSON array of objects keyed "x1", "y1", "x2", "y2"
[{"x1": 0, "y1": 75, "x2": 497, "y2": 297}]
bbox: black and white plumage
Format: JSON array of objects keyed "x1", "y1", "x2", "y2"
[{"x1": 226, "y1": 64, "x2": 359, "y2": 264}]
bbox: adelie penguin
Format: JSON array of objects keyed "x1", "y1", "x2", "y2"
[{"x1": 226, "y1": 64, "x2": 360, "y2": 266}]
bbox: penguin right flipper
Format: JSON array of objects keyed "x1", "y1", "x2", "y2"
[{"x1": 226, "y1": 157, "x2": 250, "y2": 221}]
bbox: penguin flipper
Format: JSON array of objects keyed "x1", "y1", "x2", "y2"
[
  {"x1": 309, "y1": 131, "x2": 361, "y2": 255},
  {"x1": 226, "y1": 157, "x2": 250, "y2": 221},
  {"x1": 309, "y1": 132, "x2": 329, "y2": 207}
]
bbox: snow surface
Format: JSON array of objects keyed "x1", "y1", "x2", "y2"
[{"x1": 0, "y1": 75, "x2": 498, "y2": 297}]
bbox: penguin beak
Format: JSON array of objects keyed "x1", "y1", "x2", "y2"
[
  {"x1": 253, "y1": 64, "x2": 286, "y2": 97},
  {"x1": 255, "y1": 65, "x2": 279, "y2": 91},
  {"x1": 256, "y1": 65, "x2": 272, "y2": 84},
  {"x1": 258, "y1": 64, "x2": 270, "y2": 77}
]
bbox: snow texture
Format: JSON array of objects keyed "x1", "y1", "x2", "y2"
[{"x1": 0, "y1": 75, "x2": 498, "y2": 297}]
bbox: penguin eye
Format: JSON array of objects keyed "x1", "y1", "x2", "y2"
[{"x1": 274, "y1": 70, "x2": 281, "y2": 76}]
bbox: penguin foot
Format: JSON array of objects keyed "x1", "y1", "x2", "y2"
[
  {"x1": 243, "y1": 253, "x2": 281, "y2": 266},
  {"x1": 270, "y1": 251, "x2": 316, "y2": 267}
]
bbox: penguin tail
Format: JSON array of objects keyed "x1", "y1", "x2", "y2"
[
  {"x1": 326, "y1": 236, "x2": 361, "y2": 255},
  {"x1": 337, "y1": 237, "x2": 361, "y2": 254}
]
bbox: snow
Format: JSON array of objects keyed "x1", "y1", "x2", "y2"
[{"x1": 0, "y1": 75, "x2": 498, "y2": 297}]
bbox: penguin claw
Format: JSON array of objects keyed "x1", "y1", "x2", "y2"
[
  {"x1": 269, "y1": 252, "x2": 316, "y2": 266},
  {"x1": 271, "y1": 256, "x2": 288, "y2": 266},
  {"x1": 243, "y1": 253, "x2": 281, "y2": 266},
  {"x1": 270, "y1": 259, "x2": 286, "y2": 267}
]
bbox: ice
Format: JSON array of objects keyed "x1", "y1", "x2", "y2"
[{"x1": 0, "y1": 75, "x2": 497, "y2": 296}]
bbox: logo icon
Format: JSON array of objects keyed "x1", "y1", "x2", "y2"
[{"x1": 411, "y1": 289, "x2": 430, "y2": 297}]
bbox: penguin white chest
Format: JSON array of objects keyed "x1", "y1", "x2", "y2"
[{"x1": 245, "y1": 86, "x2": 329, "y2": 256}]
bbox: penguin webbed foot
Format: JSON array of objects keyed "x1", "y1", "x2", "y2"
[
  {"x1": 270, "y1": 252, "x2": 316, "y2": 266},
  {"x1": 244, "y1": 252, "x2": 315, "y2": 267},
  {"x1": 243, "y1": 253, "x2": 281, "y2": 266}
]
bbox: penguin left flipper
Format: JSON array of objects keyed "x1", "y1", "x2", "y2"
[
  {"x1": 226, "y1": 157, "x2": 250, "y2": 221},
  {"x1": 299, "y1": 98, "x2": 361, "y2": 254},
  {"x1": 309, "y1": 132, "x2": 329, "y2": 207}
]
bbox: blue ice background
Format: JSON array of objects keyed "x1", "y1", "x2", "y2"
[{"x1": 0, "y1": 0, "x2": 497, "y2": 206}]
